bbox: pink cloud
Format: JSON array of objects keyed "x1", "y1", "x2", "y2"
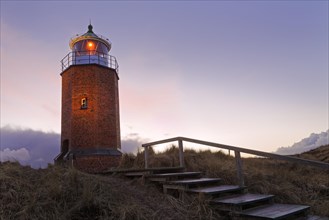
[{"x1": 0, "y1": 147, "x2": 31, "y2": 163}]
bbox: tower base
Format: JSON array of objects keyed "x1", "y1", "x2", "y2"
[
  {"x1": 71, "y1": 154, "x2": 122, "y2": 173},
  {"x1": 55, "y1": 148, "x2": 122, "y2": 173}
]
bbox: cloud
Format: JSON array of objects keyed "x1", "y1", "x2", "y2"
[
  {"x1": 0, "y1": 148, "x2": 31, "y2": 163},
  {"x1": 121, "y1": 133, "x2": 149, "y2": 154},
  {"x1": 0, "y1": 125, "x2": 60, "y2": 168},
  {"x1": 275, "y1": 130, "x2": 329, "y2": 155},
  {"x1": 0, "y1": 126, "x2": 149, "y2": 168}
]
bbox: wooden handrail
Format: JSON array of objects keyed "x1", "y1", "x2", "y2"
[
  {"x1": 142, "y1": 136, "x2": 329, "y2": 186},
  {"x1": 142, "y1": 137, "x2": 181, "y2": 147},
  {"x1": 142, "y1": 136, "x2": 329, "y2": 169}
]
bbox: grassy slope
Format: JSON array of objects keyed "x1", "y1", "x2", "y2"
[
  {"x1": 1, "y1": 145, "x2": 328, "y2": 219},
  {"x1": 295, "y1": 145, "x2": 329, "y2": 163},
  {"x1": 0, "y1": 162, "x2": 220, "y2": 220},
  {"x1": 121, "y1": 145, "x2": 329, "y2": 217}
]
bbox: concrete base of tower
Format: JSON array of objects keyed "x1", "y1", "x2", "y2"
[
  {"x1": 72, "y1": 154, "x2": 122, "y2": 173},
  {"x1": 56, "y1": 148, "x2": 122, "y2": 173}
]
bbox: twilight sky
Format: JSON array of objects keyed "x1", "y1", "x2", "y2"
[{"x1": 1, "y1": 1, "x2": 328, "y2": 156}]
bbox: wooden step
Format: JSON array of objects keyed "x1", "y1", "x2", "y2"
[
  {"x1": 212, "y1": 193, "x2": 274, "y2": 206},
  {"x1": 240, "y1": 204, "x2": 310, "y2": 219},
  {"x1": 123, "y1": 167, "x2": 184, "y2": 177},
  {"x1": 211, "y1": 193, "x2": 274, "y2": 212},
  {"x1": 151, "y1": 166, "x2": 185, "y2": 174},
  {"x1": 163, "y1": 178, "x2": 221, "y2": 192},
  {"x1": 125, "y1": 171, "x2": 149, "y2": 177},
  {"x1": 147, "y1": 172, "x2": 202, "y2": 182},
  {"x1": 188, "y1": 185, "x2": 244, "y2": 195},
  {"x1": 167, "y1": 178, "x2": 221, "y2": 186},
  {"x1": 305, "y1": 216, "x2": 329, "y2": 220},
  {"x1": 106, "y1": 166, "x2": 184, "y2": 175}
]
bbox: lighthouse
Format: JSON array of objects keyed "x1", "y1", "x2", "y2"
[{"x1": 55, "y1": 24, "x2": 122, "y2": 172}]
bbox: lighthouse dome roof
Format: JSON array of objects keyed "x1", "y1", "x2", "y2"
[{"x1": 69, "y1": 24, "x2": 112, "y2": 51}]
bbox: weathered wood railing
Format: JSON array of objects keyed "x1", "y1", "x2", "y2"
[{"x1": 142, "y1": 137, "x2": 329, "y2": 187}]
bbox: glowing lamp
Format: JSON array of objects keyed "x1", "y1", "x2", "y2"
[{"x1": 87, "y1": 41, "x2": 94, "y2": 50}]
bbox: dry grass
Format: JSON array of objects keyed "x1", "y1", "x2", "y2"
[
  {"x1": 120, "y1": 145, "x2": 329, "y2": 217},
  {"x1": 295, "y1": 145, "x2": 329, "y2": 163},
  {"x1": 0, "y1": 161, "x2": 222, "y2": 220},
  {"x1": 1, "y1": 145, "x2": 328, "y2": 219}
]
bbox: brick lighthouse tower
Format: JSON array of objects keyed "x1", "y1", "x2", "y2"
[{"x1": 55, "y1": 24, "x2": 122, "y2": 172}]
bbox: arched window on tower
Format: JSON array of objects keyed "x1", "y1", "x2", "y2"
[{"x1": 81, "y1": 97, "x2": 88, "y2": 109}]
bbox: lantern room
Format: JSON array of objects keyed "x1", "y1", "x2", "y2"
[
  {"x1": 70, "y1": 24, "x2": 111, "y2": 53},
  {"x1": 61, "y1": 24, "x2": 118, "y2": 71}
]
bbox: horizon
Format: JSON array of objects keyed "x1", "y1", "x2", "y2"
[{"x1": 1, "y1": 1, "x2": 328, "y2": 167}]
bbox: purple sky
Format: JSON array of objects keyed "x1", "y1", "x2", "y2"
[{"x1": 1, "y1": 1, "x2": 328, "y2": 157}]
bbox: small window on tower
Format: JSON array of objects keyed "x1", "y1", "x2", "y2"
[{"x1": 81, "y1": 98, "x2": 88, "y2": 109}]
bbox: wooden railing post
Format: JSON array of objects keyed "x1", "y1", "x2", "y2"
[
  {"x1": 144, "y1": 146, "x2": 149, "y2": 169},
  {"x1": 235, "y1": 151, "x2": 245, "y2": 187},
  {"x1": 178, "y1": 139, "x2": 185, "y2": 167}
]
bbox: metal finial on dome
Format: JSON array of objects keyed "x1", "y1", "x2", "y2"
[{"x1": 87, "y1": 22, "x2": 93, "y2": 33}]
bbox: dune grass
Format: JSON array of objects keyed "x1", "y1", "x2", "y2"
[
  {"x1": 0, "y1": 161, "x2": 222, "y2": 220},
  {"x1": 120, "y1": 145, "x2": 329, "y2": 217},
  {"x1": 1, "y1": 145, "x2": 328, "y2": 219}
]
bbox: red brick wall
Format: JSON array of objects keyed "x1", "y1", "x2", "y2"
[
  {"x1": 61, "y1": 64, "x2": 121, "y2": 151},
  {"x1": 72, "y1": 155, "x2": 122, "y2": 173}
]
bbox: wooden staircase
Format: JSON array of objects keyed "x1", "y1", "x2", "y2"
[{"x1": 121, "y1": 167, "x2": 328, "y2": 220}]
